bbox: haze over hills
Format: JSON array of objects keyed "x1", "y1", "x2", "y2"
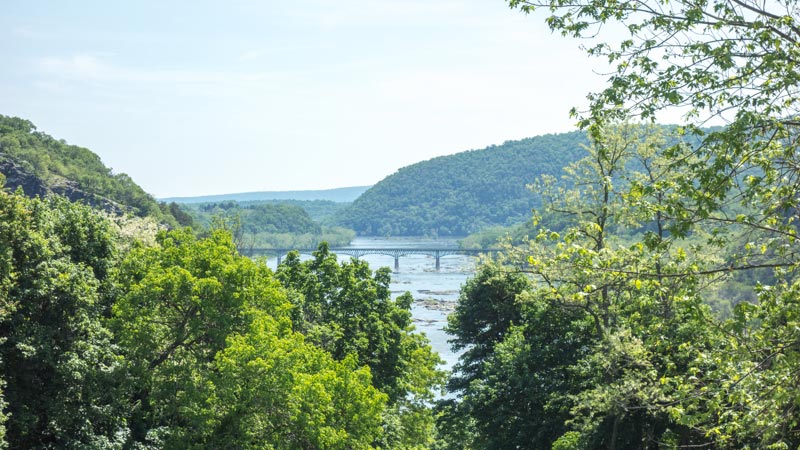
[{"x1": 161, "y1": 186, "x2": 371, "y2": 204}]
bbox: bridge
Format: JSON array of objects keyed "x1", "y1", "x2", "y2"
[{"x1": 247, "y1": 247, "x2": 503, "y2": 270}]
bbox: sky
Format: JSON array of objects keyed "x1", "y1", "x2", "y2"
[{"x1": 1, "y1": 0, "x2": 611, "y2": 198}]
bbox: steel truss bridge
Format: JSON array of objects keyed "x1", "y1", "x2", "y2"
[{"x1": 248, "y1": 247, "x2": 502, "y2": 270}]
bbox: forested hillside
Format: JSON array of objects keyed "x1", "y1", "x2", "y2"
[
  {"x1": 334, "y1": 131, "x2": 588, "y2": 236},
  {"x1": 181, "y1": 200, "x2": 355, "y2": 249},
  {"x1": 183, "y1": 198, "x2": 349, "y2": 225},
  {"x1": 188, "y1": 201, "x2": 321, "y2": 234},
  {"x1": 0, "y1": 115, "x2": 184, "y2": 225}
]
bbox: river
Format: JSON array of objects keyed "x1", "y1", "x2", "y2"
[{"x1": 264, "y1": 237, "x2": 478, "y2": 371}]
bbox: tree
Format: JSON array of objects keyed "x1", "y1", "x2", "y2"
[
  {"x1": 443, "y1": 124, "x2": 740, "y2": 448},
  {"x1": 205, "y1": 314, "x2": 386, "y2": 449},
  {"x1": 442, "y1": 263, "x2": 595, "y2": 449},
  {"x1": 502, "y1": 1, "x2": 800, "y2": 446},
  {"x1": 507, "y1": 0, "x2": 800, "y2": 268},
  {"x1": 508, "y1": 0, "x2": 800, "y2": 129},
  {"x1": 276, "y1": 244, "x2": 445, "y2": 449},
  {"x1": 445, "y1": 264, "x2": 529, "y2": 394},
  {"x1": 112, "y1": 229, "x2": 388, "y2": 449},
  {"x1": 160, "y1": 202, "x2": 194, "y2": 227},
  {"x1": 0, "y1": 190, "x2": 126, "y2": 449}
]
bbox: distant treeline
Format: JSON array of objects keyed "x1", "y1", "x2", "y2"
[
  {"x1": 231, "y1": 198, "x2": 350, "y2": 223},
  {"x1": 180, "y1": 200, "x2": 355, "y2": 249}
]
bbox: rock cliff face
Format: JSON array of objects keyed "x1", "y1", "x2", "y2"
[
  {"x1": 0, "y1": 157, "x2": 49, "y2": 197},
  {"x1": 1, "y1": 156, "x2": 126, "y2": 215}
]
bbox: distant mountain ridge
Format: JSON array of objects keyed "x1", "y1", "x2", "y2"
[
  {"x1": 333, "y1": 131, "x2": 590, "y2": 236},
  {"x1": 161, "y1": 186, "x2": 371, "y2": 204}
]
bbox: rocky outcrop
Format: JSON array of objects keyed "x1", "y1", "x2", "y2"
[
  {"x1": 1, "y1": 156, "x2": 127, "y2": 215},
  {"x1": 0, "y1": 157, "x2": 49, "y2": 198}
]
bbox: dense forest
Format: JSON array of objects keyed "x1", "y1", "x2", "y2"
[
  {"x1": 234, "y1": 199, "x2": 350, "y2": 223},
  {"x1": 333, "y1": 131, "x2": 589, "y2": 236},
  {"x1": 181, "y1": 198, "x2": 351, "y2": 227},
  {"x1": 180, "y1": 200, "x2": 356, "y2": 249},
  {"x1": 0, "y1": 186, "x2": 442, "y2": 449},
  {"x1": 4, "y1": 0, "x2": 800, "y2": 446},
  {"x1": 438, "y1": 124, "x2": 796, "y2": 447},
  {"x1": 189, "y1": 201, "x2": 322, "y2": 234}
]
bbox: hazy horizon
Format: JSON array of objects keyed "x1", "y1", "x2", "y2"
[{"x1": 2, "y1": 0, "x2": 612, "y2": 197}]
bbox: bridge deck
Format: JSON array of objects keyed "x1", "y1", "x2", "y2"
[{"x1": 245, "y1": 247, "x2": 503, "y2": 270}]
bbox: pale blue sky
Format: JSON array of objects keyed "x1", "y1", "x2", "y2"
[{"x1": 2, "y1": 1, "x2": 609, "y2": 197}]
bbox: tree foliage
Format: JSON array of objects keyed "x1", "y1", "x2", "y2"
[
  {"x1": 493, "y1": 0, "x2": 800, "y2": 445},
  {"x1": 0, "y1": 182, "x2": 440, "y2": 449},
  {"x1": 182, "y1": 200, "x2": 355, "y2": 250},
  {"x1": 112, "y1": 228, "x2": 389, "y2": 449},
  {"x1": 0, "y1": 189, "x2": 125, "y2": 449},
  {"x1": 509, "y1": 0, "x2": 800, "y2": 131},
  {"x1": 276, "y1": 244, "x2": 445, "y2": 449},
  {"x1": 443, "y1": 120, "x2": 800, "y2": 448}
]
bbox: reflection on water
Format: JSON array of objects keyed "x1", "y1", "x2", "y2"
[{"x1": 263, "y1": 237, "x2": 477, "y2": 371}]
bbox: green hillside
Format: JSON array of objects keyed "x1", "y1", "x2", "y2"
[
  {"x1": 0, "y1": 115, "x2": 181, "y2": 224},
  {"x1": 334, "y1": 131, "x2": 589, "y2": 236},
  {"x1": 181, "y1": 200, "x2": 355, "y2": 249},
  {"x1": 224, "y1": 198, "x2": 350, "y2": 223}
]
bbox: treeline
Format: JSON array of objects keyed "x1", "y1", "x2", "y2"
[
  {"x1": 234, "y1": 198, "x2": 350, "y2": 223},
  {"x1": 190, "y1": 201, "x2": 322, "y2": 234},
  {"x1": 0, "y1": 184, "x2": 443, "y2": 449},
  {"x1": 437, "y1": 124, "x2": 800, "y2": 448},
  {"x1": 180, "y1": 200, "x2": 355, "y2": 249},
  {"x1": 0, "y1": 115, "x2": 181, "y2": 224},
  {"x1": 333, "y1": 131, "x2": 589, "y2": 236}
]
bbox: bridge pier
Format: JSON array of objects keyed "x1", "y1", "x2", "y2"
[
  {"x1": 394, "y1": 256, "x2": 399, "y2": 271},
  {"x1": 435, "y1": 250, "x2": 440, "y2": 270},
  {"x1": 277, "y1": 254, "x2": 282, "y2": 266}
]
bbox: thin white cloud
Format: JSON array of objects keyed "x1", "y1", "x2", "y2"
[
  {"x1": 31, "y1": 80, "x2": 68, "y2": 94},
  {"x1": 237, "y1": 49, "x2": 267, "y2": 62},
  {"x1": 36, "y1": 54, "x2": 229, "y2": 85},
  {"x1": 11, "y1": 26, "x2": 56, "y2": 40}
]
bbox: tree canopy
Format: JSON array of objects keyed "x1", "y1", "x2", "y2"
[
  {"x1": 276, "y1": 245, "x2": 445, "y2": 449},
  {"x1": 181, "y1": 200, "x2": 356, "y2": 250},
  {"x1": 441, "y1": 120, "x2": 800, "y2": 447},
  {"x1": 0, "y1": 182, "x2": 442, "y2": 449}
]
